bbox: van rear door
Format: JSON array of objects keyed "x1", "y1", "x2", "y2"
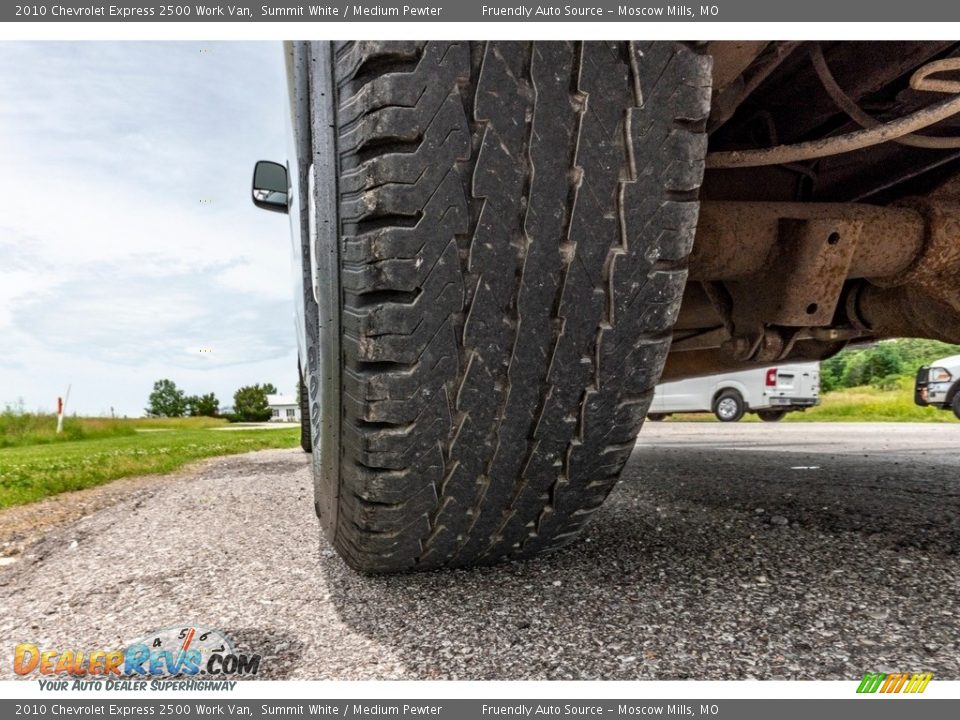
[
  {"x1": 768, "y1": 364, "x2": 818, "y2": 402},
  {"x1": 797, "y1": 366, "x2": 819, "y2": 398},
  {"x1": 775, "y1": 368, "x2": 796, "y2": 393}
]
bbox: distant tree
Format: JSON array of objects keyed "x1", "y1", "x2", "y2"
[
  {"x1": 146, "y1": 379, "x2": 186, "y2": 417},
  {"x1": 820, "y1": 355, "x2": 845, "y2": 393},
  {"x1": 841, "y1": 352, "x2": 868, "y2": 389},
  {"x1": 861, "y1": 343, "x2": 903, "y2": 386},
  {"x1": 233, "y1": 384, "x2": 274, "y2": 422},
  {"x1": 893, "y1": 338, "x2": 960, "y2": 369},
  {"x1": 186, "y1": 392, "x2": 220, "y2": 417}
]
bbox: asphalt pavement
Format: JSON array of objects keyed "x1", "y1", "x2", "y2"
[{"x1": 1, "y1": 422, "x2": 957, "y2": 680}]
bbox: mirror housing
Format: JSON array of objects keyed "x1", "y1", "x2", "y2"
[{"x1": 251, "y1": 160, "x2": 289, "y2": 213}]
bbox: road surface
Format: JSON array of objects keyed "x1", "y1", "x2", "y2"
[{"x1": 1, "y1": 423, "x2": 957, "y2": 680}]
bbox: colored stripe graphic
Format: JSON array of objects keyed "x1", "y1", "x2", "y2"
[
  {"x1": 857, "y1": 672, "x2": 932, "y2": 693},
  {"x1": 857, "y1": 673, "x2": 886, "y2": 693},
  {"x1": 904, "y1": 673, "x2": 934, "y2": 693},
  {"x1": 881, "y1": 672, "x2": 908, "y2": 693}
]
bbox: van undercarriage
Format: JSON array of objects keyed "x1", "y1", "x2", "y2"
[{"x1": 667, "y1": 41, "x2": 960, "y2": 381}]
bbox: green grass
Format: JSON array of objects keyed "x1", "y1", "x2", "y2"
[
  {"x1": 785, "y1": 378, "x2": 956, "y2": 423},
  {"x1": 0, "y1": 412, "x2": 228, "y2": 449},
  {"x1": 122, "y1": 416, "x2": 228, "y2": 430},
  {"x1": 1, "y1": 412, "x2": 133, "y2": 448},
  {"x1": 0, "y1": 426, "x2": 299, "y2": 509}
]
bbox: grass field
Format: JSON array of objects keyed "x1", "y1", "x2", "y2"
[
  {"x1": 0, "y1": 415, "x2": 299, "y2": 509},
  {"x1": 0, "y1": 411, "x2": 230, "y2": 449},
  {"x1": 786, "y1": 380, "x2": 955, "y2": 423}
]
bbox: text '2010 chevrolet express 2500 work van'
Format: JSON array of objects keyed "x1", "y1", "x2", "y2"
[{"x1": 252, "y1": 41, "x2": 960, "y2": 573}]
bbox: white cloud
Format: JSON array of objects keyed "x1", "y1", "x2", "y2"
[{"x1": 0, "y1": 42, "x2": 302, "y2": 416}]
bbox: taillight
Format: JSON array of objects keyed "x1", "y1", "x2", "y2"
[{"x1": 765, "y1": 368, "x2": 778, "y2": 387}]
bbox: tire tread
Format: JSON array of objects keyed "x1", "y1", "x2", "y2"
[{"x1": 326, "y1": 41, "x2": 710, "y2": 572}]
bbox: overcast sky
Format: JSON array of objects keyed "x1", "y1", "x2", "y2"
[{"x1": 0, "y1": 42, "x2": 297, "y2": 416}]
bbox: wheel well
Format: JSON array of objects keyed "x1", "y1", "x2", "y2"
[
  {"x1": 946, "y1": 378, "x2": 960, "y2": 405},
  {"x1": 712, "y1": 386, "x2": 744, "y2": 409}
]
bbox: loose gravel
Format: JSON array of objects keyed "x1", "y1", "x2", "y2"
[{"x1": 0, "y1": 423, "x2": 957, "y2": 680}]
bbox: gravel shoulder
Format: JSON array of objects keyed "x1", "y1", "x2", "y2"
[
  {"x1": 0, "y1": 424, "x2": 957, "y2": 680},
  {"x1": 0, "y1": 458, "x2": 220, "y2": 562}
]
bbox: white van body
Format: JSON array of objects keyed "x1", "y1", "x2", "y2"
[{"x1": 649, "y1": 362, "x2": 820, "y2": 422}]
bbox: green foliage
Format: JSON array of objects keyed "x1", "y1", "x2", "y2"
[
  {"x1": 186, "y1": 392, "x2": 220, "y2": 417},
  {"x1": 146, "y1": 379, "x2": 187, "y2": 417},
  {"x1": 822, "y1": 338, "x2": 960, "y2": 392},
  {"x1": 841, "y1": 352, "x2": 868, "y2": 388},
  {"x1": 232, "y1": 384, "x2": 274, "y2": 422},
  {"x1": 862, "y1": 343, "x2": 903, "y2": 385},
  {"x1": 873, "y1": 373, "x2": 906, "y2": 392},
  {"x1": 820, "y1": 355, "x2": 844, "y2": 393}
]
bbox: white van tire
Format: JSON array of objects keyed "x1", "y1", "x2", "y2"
[
  {"x1": 757, "y1": 409, "x2": 787, "y2": 422},
  {"x1": 308, "y1": 40, "x2": 711, "y2": 573},
  {"x1": 713, "y1": 390, "x2": 745, "y2": 422}
]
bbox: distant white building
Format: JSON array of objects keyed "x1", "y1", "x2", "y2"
[{"x1": 266, "y1": 393, "x2": 300, "y2": 423}]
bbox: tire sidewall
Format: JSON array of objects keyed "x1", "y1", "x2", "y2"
[
  {"x1": 298, "y1": 358, "x2": 313, "y2": 453},
  {"x1": 301, "y1": 41, "x2": 341, "y2": 536},
  {"x1": 758, "y1": 410, "x2": 787, "y2": 422}
]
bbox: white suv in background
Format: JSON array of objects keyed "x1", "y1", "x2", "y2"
[
  {"x1": 915, "y1": 355, "x2": 960, "y2": 419},
  {"x1": 648, "y1": 363, "x2": 821, "y2": 423}
]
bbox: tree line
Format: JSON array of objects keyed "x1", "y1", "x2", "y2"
[
  {"x1": 820, "y1": 338, "x2": 960, "y2": 393},
  {"x1": 146, "y1": 379, "x2": 280, "y2": 422}
]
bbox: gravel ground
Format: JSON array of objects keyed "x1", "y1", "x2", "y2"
[{"x1": 1, "y1": 422, "x2": 957, "y2": 680}]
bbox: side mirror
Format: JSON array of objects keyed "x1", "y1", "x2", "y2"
[{"x1": 251, "y1": 160, "x2": 289, "y2": 213}]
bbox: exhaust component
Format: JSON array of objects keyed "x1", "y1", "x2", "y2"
[
  {"x1": 850, "y1": 199, "x2": 960, "y2": 343},
  {"x1": 671, "y1": 196, "x2": 960, "y2": 377}
]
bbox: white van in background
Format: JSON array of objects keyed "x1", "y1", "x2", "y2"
[{"x1": 648, "y1": 362, "x2": 821, "y2": 422}]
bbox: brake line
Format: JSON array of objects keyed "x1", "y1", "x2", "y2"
[
  {"x1": 706, "y1": 52, "x2": 960, "y2": 169},
  {"x1": 809, "y1": 43, "x2": 960, "y2": 150}
]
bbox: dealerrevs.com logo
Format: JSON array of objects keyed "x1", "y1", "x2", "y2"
[{"x1": 14, "y1": 626, "x2": 260, "y2": 686}]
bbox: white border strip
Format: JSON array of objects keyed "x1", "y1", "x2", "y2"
[
  {"x1": 2, "y1": 21, "x2": 960, "y2": 41},
  {"x1": 2, "y1": 680, "x2": 959, "y2": 699}
]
